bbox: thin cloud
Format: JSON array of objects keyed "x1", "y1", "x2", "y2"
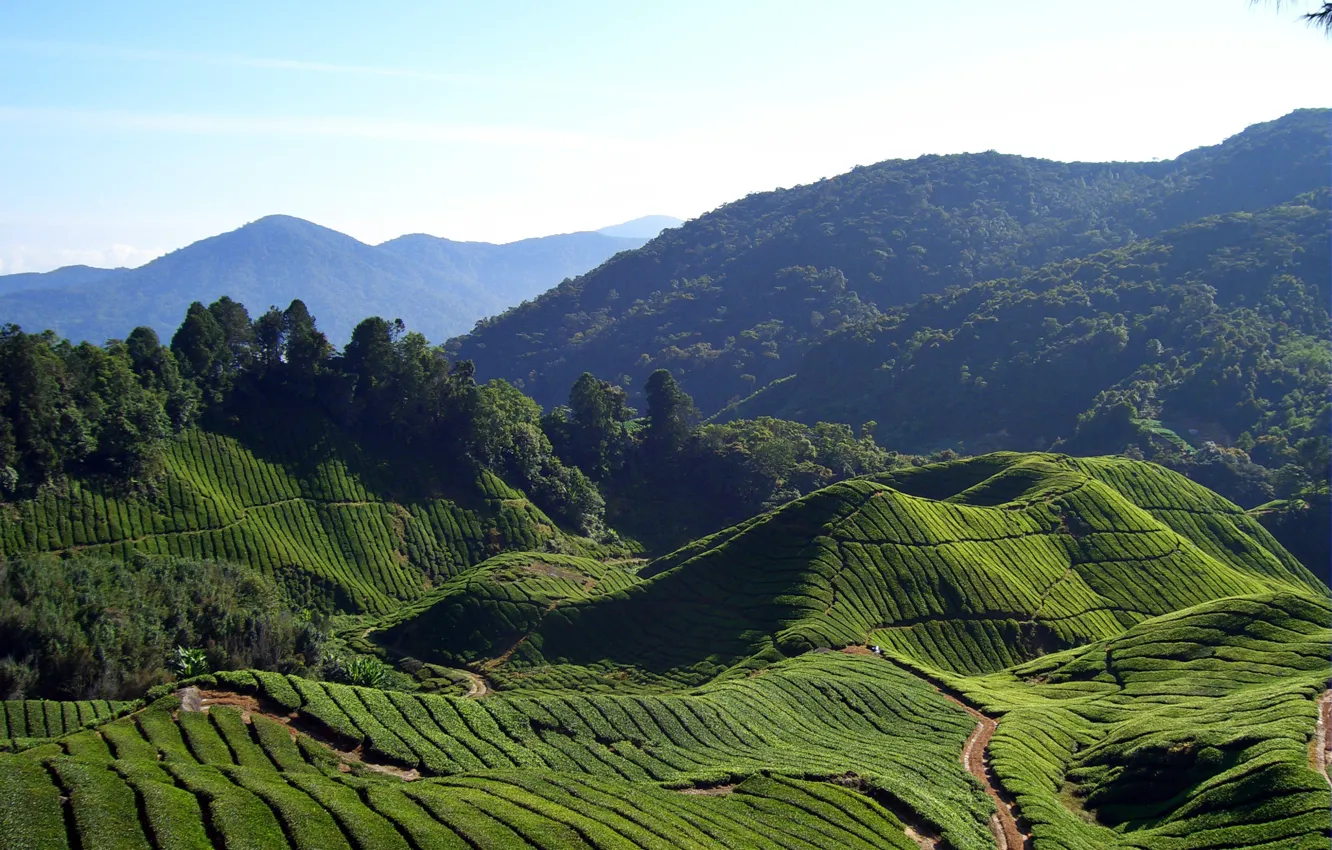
[
  {"x1": 0, "y1": 39, "x2": 570, "y2": 92},
  {"x1": 0, "y1": 243, "x2": 166, "y2": 275},
  {"x1": 0, "y1": 106, "x2": 675, "y2": 154}
]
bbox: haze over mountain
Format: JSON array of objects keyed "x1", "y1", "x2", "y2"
[
  {"x1": 595, "y1": 215, "x2": 685, "y2": 239},
  {"x1": 0, "y1": 215, "x2": 678, "y2": 344}
]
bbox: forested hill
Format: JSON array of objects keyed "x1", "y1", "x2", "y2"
[
  {"x1": 452, "y1": 109, "x2": 1330, "y2": 413},
  {"x1": 0, "y1": 216, "x2": 648, "y2": 346},
  {"x1": 720, "y1": 194, "x2": 1330, "y2": 495}
]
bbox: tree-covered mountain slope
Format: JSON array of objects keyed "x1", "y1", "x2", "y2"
[
  {"x1": 433, "y1": 453, "x2": 1325, "y2": 690},
  {"x1": 0, "y1": 426, "x2": 594, "y2": 616},
  {"x1": 453, "y1": 109, "x2": 1330, "y2": 414},
  {"x1": 0, "y1": 216, "x2": 647, "y2": 345},
  {"x1": 717, "y1": 194, "x2": 1330, "y2": 484}
]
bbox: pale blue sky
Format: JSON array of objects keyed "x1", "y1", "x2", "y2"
[{"x1": 0, "y1": 0, "x2": 1327, "y2": 273}]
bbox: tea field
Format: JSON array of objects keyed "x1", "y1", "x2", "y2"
[
  {"x1": 0, "y1": 452, "x2": 1327, "y2": 848},
  {"x1": 0, "y1": 429, "x2": 594, "y2": 614}
]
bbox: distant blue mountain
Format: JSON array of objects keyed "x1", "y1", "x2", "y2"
[
  {"x1": 596, "y1": 215, "x2": 684, "y2": 239},
  {"x1": 0, "y1": 216, "x2": 648, "y2": 344}
]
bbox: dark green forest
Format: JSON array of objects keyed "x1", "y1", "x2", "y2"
[
  {"x1": 722, "y1": 196, "x2": 1331, "y2": 506},
  {"x1": 453, "y1": 109, "x2": 1330, "y2": 414}
]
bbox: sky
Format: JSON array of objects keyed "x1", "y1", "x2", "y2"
[{"x1": 0, "y1": 0, "x2": 1328, "y2": 274}]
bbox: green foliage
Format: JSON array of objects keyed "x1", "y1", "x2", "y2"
[
  {"x1": 335, "y1": 655, "x2": 388, "y2": 688},
  {"x1": 171, "y1": 647, "x2": 209, "y2": 679},
  {"x1": 0, "y1": 325, "x2": 188, "y2": 494},
  {"x1": 723, "y1": 198, "x2": 1331, "y2": 512},
  {"x1": 456, "y1": 110, "x2": 1330, "y2": 415},
  {"x1": 0, "y1": 553, "x2": 323, "y2": 699}
]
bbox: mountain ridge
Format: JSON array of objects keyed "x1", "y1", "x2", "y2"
[
  {"x1": 452, "y1": 108, "x2": 1331, "y2": 414},
  {"x1": 0, "y1": 215, "x2": 665, "y2": 344}
]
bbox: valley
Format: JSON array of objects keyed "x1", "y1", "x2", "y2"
[{"x1": 0, "y1": 102, "x2": 1327, "y2": 849}]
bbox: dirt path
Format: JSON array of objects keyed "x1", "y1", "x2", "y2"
[
  {"x1": 461, "y1": 670, "x2": 489, "y2": 698},
  {"x1": 938, "y1": 691, "x2": 1030, "y2": 850},
  {"x1": 840, "y1": 648, "x2": 1030, "y2": 849},
  {"x1": 1312, "y1": 690, "x2": 1332, "y2": 784},
  {"x1": 175, "y1": 686, "x2": 422, "y2": 779}
]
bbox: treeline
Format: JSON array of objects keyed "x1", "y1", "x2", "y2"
[
  {"x1": 0, "y1": 294, "x2": 914, "y2": 550},
  {"x1": 539, "y1": 370, "x2": 930, "y2": 549},
  {"x1": 0, "y1": 298, "x2": 606, "y2": 535}
]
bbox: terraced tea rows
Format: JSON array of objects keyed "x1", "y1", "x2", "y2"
[
  {"x1": 2, "y1": 452, "x2": 1326, "y2": 849},
  {"x1": 0, "y1": 651, "x2": 998, "y2": 850},
  {"x1": 953, "y1": 592, "x2": 1332, "y2": 849},
  {"x1": 0, "y1": 700, "x2": 135, "y2": 750},
  {"x1": 0, "y1": 429, "x2": 583, "y2": 613},
  {"x1": 475, "y1": 454, "x2": 1321, "y2": 684}
]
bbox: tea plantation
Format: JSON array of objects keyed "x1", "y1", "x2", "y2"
[
  {"x1": 0, "y1": 428, "x2": 593, "y2": 614},
  {"x1": 1, "y1": 452, "x2": 1328, "y2": 848},
  {"x1": 473, "y1": 454, "x2": 1321, "y2": 687}
]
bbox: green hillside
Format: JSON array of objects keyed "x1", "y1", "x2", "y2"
[
  {"x1": 454, "y1": 109, "x2": 1330, "y2": 414},
  {"x1": 956, "y1": 592, "x2": 1332, "y2": 849},
  {"x1": 463, "y1": 454, "x2": 1322, "y2": 688},
  {"x1": 717, "y1": 196, "x2": 1330, "y2": 510},
  {"x1": 0, "y1": 453, "x2": 1327, "y2": 849},
  {"x1": 0, "y1": 652, "x2": 996, "y2": 850},
  {"x1": 372, "y1": 552, "x2": 644, "y2": 667},
  {"x1": 0, "y1": 428, "x2": 585, "y2": 616}
]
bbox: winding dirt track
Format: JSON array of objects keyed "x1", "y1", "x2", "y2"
[
  {"x1": 842, "y1": 649, "x2": 1030, "y2": 849},
  {"x1": 938, "y1": 689, "x2": 1031, "y2": 850}
]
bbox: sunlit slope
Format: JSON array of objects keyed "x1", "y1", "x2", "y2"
[
  {"x1": 0, "y1": 700, "x2": 136, "y2": 751},
  {"x1": 0, "y1": 652, "x2": 997, "y2": 850},
  {"x1": 0, "y1": 428, "x2": 583, "y2": 614},
  {"x1": 491, "y1": 454, "x2": 1323, "y2": 683},
  {"x1": 956, "y1": 592, "x2": 1332, "y2": 849}
]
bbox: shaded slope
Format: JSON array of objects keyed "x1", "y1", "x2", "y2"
[
  {"x1": 480, "y1": 454, "x2": 1323, "y2": 684},
  {"x1": 0, "y1": 427, "x2": 592, "y2": 614},
  {"x1": 0, "y1": 264, "x2": 131, "y2": 296},
  {"x1": 719, "y1": 196, "x2": 1331, "y2": 468},
  {"x1": 455, "y1": 109, "x2": 1331, "y2": 413},
  {"x1": 373, "y1": 552, "x2": 644, "y2": 666}
]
